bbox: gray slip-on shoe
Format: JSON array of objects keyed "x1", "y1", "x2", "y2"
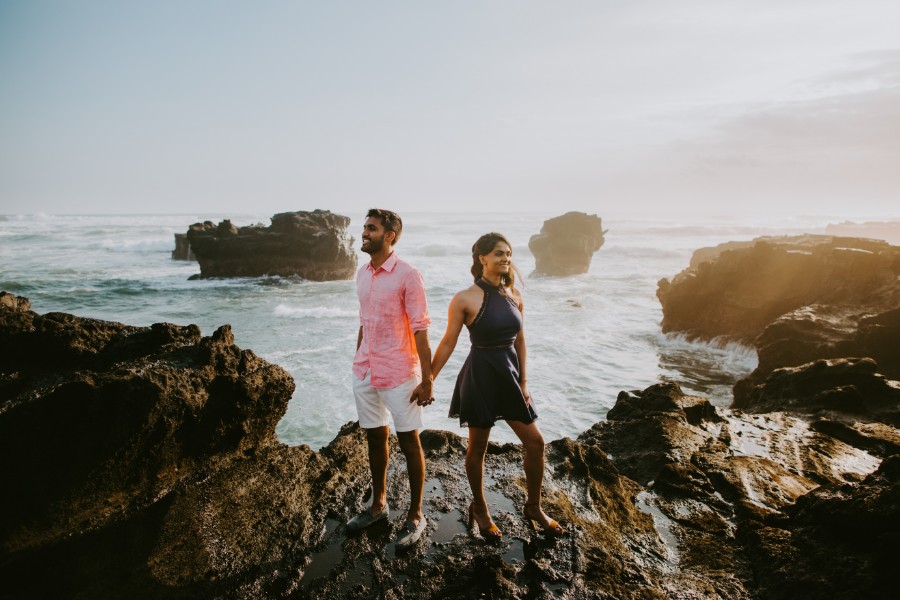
[
  {"x1": 346, "y1": 504, "x2": 390, "y2": 532},
  {"x1": 394, "y1": 516, "x2": 427, "y2": 550}
]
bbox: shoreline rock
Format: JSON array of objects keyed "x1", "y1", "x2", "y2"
[
  {"x1": 657, "y1": 235, "x2": 900, "y2": 412},
  {"x1": 185, "y1": 210, "x2": 357, "y2": 280},
  {"x1": 2, "y1": 293, "x2": 896, "y2": 599}
]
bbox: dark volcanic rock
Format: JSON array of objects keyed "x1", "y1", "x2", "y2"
[
  {"x1": 657, "y1": 235, "x2": 900, "y2": 344},
  {"x1": 743, "y1": 455, "x2": 899, "y2": 599},
  {"x1": 171, "y1": 233, "x2": 196, "y2": 261},
  {"x1": 582, "y1": 381, "x2": 894, "y2": 600},
  {"x1": 658, "y1": 235, "x2": 900, "y2": 413},
  {"x1": 734, "y1": 357, "x2": 900, "y2": 426},
  {"x1": 0, "y1": 292, "x2": 369, "y2": 599},
  {"x1": 185, "y1": 210, "x2": 357, "y2": 280},
  {"x1": 2, "y1": 295, "x2": 896, "y2": 599},
  {"x1": 528, "y1": 211, "x2": 606, "y2": 276},
  {"x1": 0, "y1": 291, "x2": 667, "y2": 598}
]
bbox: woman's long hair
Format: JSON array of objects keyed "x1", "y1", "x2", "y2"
[{"x1": 471, "y1": 232, "x2": 521, "y2": 288}]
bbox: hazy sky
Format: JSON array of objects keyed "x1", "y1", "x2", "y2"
[{"x1": 1, "y1": 0, "x2": 898, "y2": 218}]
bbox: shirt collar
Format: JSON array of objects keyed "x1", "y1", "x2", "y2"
[{"x1": 366, "y1": 251, "x2": 399, "y2": 273}]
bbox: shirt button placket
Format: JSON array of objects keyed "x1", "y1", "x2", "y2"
[{"x1": 370, "y1": 270, "x2": 377, "y2": 383}]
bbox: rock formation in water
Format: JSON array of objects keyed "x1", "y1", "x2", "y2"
[
  {"x1": 528, "y1": 212, "x2": 606, "y2": 276},
  {"x1": 185, "y1": 210, "x2": 357, "y2": 280},
  {"x1": 1, "y1": 292, "x2": 895, "y2": 599},
  {"x1": 657, "y1": 235, "x2": 900, "y2": 400},
  {"x1": 171, "y1": 233, "x2": 196, "y2": 261}
]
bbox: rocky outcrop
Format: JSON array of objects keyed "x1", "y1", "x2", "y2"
[
  {"x1": 580, "y1": 382, "x2": 895, "y2": 599},
  {"x1": 732, "y1": 357, "x2": 900, "y2": 461},
  {"x1": 171, "y1": 233, "x2": 196, "y2": 261},
  {"x1": 658, "y1": 235, "x2": 900, "y2": 404},
  {"x1": 185, "y1": 210, "x2": 357, "y2": 280},
  {"x1": 528, "y1": 212, "x2": 606, "y2": 276},
  {"x1": 735, "y1": 357, "x2": 900, "y2": 424},
  {"x1": 2, "y1": 295, "x2": 896, "y2": 599},
  {"x1": 657, "y1": 235, "x2": 900, "y2": 344},
  {"x1": 0, "y1": 292, "x2": 369, "y2": 599}
]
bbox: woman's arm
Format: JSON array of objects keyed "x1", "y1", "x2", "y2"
[
  {"x1": 512, "y1": 289, "x2": 530, "y2": 402},
  {"x1": 431, "y1": 293, "x2": 467, "y2": 380}
]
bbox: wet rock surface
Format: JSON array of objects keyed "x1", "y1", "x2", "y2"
[
  {"x1": 528, "y1": 212, "x2": 606, "y2": 276},
  {"x1": 2, "y1": 295, "x2": 896, "y2": 599},
  {"x1": 735, "y1": 357, "x2": 900, "y2": 424},
  {"x1": 185, "y1": 210, "x2": 357, "y2": 280}
]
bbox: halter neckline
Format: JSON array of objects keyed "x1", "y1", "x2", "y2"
[{"x1": 478, "y1": 277, "x2": 504, "y2": 290}]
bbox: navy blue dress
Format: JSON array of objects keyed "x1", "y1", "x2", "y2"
[{"x1": 449, "y1": 279, "x2": 538, "y2": 428}]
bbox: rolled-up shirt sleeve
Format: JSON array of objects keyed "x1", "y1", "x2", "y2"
[{"x1": 404, "y1": 269, "x2": 431, "y2": 332}]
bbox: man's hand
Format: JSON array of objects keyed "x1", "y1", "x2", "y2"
[{"x1": 410, "y1": 379, "x2": 434, "y2": 406}]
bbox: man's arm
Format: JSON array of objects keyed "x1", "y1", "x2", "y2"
[
  {"x1": 357, "y1": 326, "x2": 363, "y2": 351},
  {"x1": 410, "y1": 329, "x2": 433, "y2": 406}
]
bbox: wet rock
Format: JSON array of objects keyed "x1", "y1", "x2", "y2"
[
  {"x1": 528, "y1": 212, "x2": 606, "y2": 276},
  {"x1": 583, "y1": 380, "x2": 894, "y2": 599},
  {"x1": 0, "y1": 294, "x2": 369, "y2": 599},
  {"x1": 2, "y1": 297, "x2": 896, "y2": 599},
  {"x1": 742, "y1": 455, "x2": 898, "y2": 599},
  {"x1": 735, "y1": 357, "x2": 900, "y2": 426},
  {"x1": 658, "y1": 234, "x2": 900, "y2": 425},
  {"x1": 171, "y1": 233, "x2": 196, "y2": 261},
  {"x1": 810, "y1": 419, "x2": 900, "y2": 459},
  {"x1": 0, "y1": 291, "x2": 30, "y2": 312},
  {"x1": 657, "y1": 235, "x2": 900, "y2": 345},
  {"x1": 185, "y1": 209, "x2": 357, "y2": 280},
  {"x1": 738, "y1": 302, "x2": 900, "y2": 403}
]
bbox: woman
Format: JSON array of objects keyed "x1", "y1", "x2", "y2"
[{"x1": 431, "y1": 232, "x2": 563, "y2": 540}]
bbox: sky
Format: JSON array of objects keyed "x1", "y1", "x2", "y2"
[{"x1": 1, "y1": 0, "x2": 899, "y2": 218}]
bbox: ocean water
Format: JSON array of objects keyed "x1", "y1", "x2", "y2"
[{"x1": 0, "y1": 210, "x2": 851, "y2": 449}]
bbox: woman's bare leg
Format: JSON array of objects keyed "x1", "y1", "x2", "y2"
[
  {"x1": 466, "y1": 426, "x2": 497, "y2": 530},
  {"x1": 506, "y1": 419, "x2": 559, "y2": 529},
  {"x1": 506, "y1": 420, "x2": 545, "y2": 504}
]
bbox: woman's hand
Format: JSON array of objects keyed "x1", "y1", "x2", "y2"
[{"x1": 521, "y1": 382, "x2": 531, "y2": 405}]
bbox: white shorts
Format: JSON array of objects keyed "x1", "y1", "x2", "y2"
[{"x1": 353, "y1": 371, "x2": 423, "y2": 433}]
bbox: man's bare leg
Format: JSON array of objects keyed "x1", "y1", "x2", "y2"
[
  {"x1": 397, "y1": 429, "x2": 425, "y2": 524},
  {"x1": 366, "y1": 425, "x2": 390, "y2": 514}
]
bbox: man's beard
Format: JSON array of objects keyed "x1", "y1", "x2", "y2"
[{"x1": 362, "y1": 237, "x2": 384, "y2": 254}]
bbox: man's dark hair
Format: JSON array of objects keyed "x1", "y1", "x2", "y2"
[{"x1": 366, "y1": 208, "x2": 403, "y2": 245}]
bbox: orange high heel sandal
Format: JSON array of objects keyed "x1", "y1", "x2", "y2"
[
  {"x1": 468, "y1": 501, "x2": 502, "y2": 540},
  {"x1": 523, "y1": 502, "x2": 564, "y2": 537}
]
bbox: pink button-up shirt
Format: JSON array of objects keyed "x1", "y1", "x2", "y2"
[{"x1": 353, "y1": 252, "x2": 431, "y2": 389}]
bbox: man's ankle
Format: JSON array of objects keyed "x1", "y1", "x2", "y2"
[{"x1": 406, "y1": 509, "x2": 424, "y2": 523}]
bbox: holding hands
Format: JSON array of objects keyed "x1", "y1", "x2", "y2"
[{"x1": 410, "y1": 378, "x2": 434, "y2": 407}]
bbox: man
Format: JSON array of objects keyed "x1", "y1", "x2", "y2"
[{"x1": 347, "y1": 208, "x2": 433, "y2": 550}]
